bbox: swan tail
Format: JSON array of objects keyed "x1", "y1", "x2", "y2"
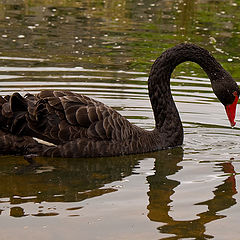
[{"x1": 0, "y1": 93, "x2": 32, "y2": 135}]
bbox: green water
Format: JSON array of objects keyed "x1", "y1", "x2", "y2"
[{"x1": 0, "y1": 1, "x2": 240, "y2": 239}]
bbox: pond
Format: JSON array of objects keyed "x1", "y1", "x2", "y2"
[{"x1": 0, "y1": 0, "x2": 240, "y2": 239}]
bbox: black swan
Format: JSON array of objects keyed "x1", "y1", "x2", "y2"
[{"x1": 0, "y1": 43, "x2": 239, "y2": 158}]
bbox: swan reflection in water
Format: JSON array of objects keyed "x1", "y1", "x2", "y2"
[
  {"x1": 147, "y1": 150, "x2": 237, "y2": 239},
  {"x1": 0, "y1": 150, "x2": 237, "y2": 238}
]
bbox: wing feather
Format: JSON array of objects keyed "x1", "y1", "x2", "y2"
[{"x1": 1, "y1": 90, "x2": 133, "y2": 145}]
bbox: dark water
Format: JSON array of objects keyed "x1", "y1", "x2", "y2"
[{"x1": 0, "y1": 1, "x2": 240, "y2": 239}]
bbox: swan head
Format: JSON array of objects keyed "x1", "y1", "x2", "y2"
[{"x1": 212, "y1": 77, "x2": 239, "y2": 127}]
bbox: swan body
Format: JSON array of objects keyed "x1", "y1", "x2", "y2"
[{"x1": 0, "y1": 44, "x2": 239, "y2": 158}]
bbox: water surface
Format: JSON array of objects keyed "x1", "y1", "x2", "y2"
[{"x1": 0, "y1": 1, "x2": 240, "y2": 239}]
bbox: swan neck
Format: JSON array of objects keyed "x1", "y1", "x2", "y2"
[{"x1": 147, "y1": 44, "x2": 225, "y2": 143}]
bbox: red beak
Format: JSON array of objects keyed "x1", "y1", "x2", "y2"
[{"x1": 225, "y1": 93, "x2": 238, "y2": 127}]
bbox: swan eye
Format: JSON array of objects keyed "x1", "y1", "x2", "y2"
[{"x1": 233, "y1": 91, "x2": 238, "y2": 97}]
